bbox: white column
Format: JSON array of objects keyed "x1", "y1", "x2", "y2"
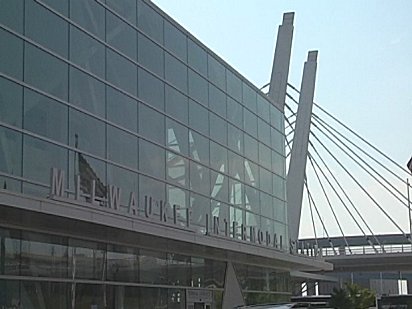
[
  {"x1": 268, "y1": 12, "x2": 294, "y2": 111},
  {"x1": 287, "y1": 51, "x2": 318, "y2": 243}
]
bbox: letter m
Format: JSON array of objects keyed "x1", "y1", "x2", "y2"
[{"x1": 50, "y1": 168, "x2": 65, "y2": 197}]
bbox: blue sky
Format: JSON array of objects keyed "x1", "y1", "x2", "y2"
[{"x1": 152, "y1": 0, "x2": 412, "y2": 237}]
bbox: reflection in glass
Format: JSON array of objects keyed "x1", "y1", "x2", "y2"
[
  {"x1": 209, "y1": 113, "x2": 227, "y2": 145},
  {"x1": 70, "y1": 0, "x2": 105, "y2": 39},
  {"x1": 140, "y1": 249, "x2": 168, "y2": 284},
  {"x1": 139, "y1": 139, "x2": 165, "y2": 179},
  {"x1": 0, "y1": 77, "x2": 22, "y2": 128},
  {"x1": 107, "y1": 244, "x2": 139, "y2": 282},
  {"x1": 107, "y1": 164, "x2": 138, "y2": 210},
  {"x1": 189, "y1": 130, "x2": 209, "y2": 165},
  {"x1": 190, "y1": 162, "x2": 210, "y2": 196},
  {"x1": 190, "y1": 193, "x2": 210, "y2": 233},
  {"x1": 69, "y1": 239, "x2": 106, "y2": 280},
  {"x1": 210, "y1": 141, "x2": 227, "y2": 173},
  {"x1": 166, "y1": 117, "x2": 189, "y2": 155},
  {"x1": 0, "y1": 228, "x2": 21, "y2": 276},
  {"x1": 21, "y1": 281, "x2": 69, "y2": 309},
  {"x1": 106, "y1": 11, "x2": 137, "y2": 60},
  {"x1": 167, "y1": 151, "x2": 188, "y2": 187},
  {"x1": 107, "y1": 49, "x2": 137, "y2": 96},
  {"x1": 0, "y1": 126, "x2": 22, "y2": 181},
  {"x1": 0, "y1": 29, "x2": 23, "y2": 80},
  {"x1": 139, "y1": 104, "x2": 165, "y2": 144}
]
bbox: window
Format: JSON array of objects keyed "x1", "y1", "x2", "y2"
[
  {"x1": 259, "y1": 167, "x2": 272, "y2": 194},
  {"x1": 164, "y1": 20, "x2": 187, "y2": 61},
  {"x1": 244, "y1": 109, "x2": 257, "y2": 138},
  {"x1": 190, "y1": 162, "x2": 210, "y2": 196},
  {"x1": 257, "y1": 95, "x2": 270, "y2": 123},
  {"x1": 244, "y1": 135, "x2": 258, "y2": 162},
  {"x1": 189, "y1": 100, "x2": 209, "y2": 136},
  {"x1": 137, "y1": 1, "x2": 163, "y2": 44},
  {"x1": 226, "y1": 70, "x2": 241, "y2": 102},
  {"x1": 209, "y1": 83, "x2": 226, "y2": 117},
  {"x1": 138, "y1": 68, "x2": 164, "y2": 111},
  {"x1": 165, "y1": 85, "x2": 188, "y2": 124},
  {"x1": 0, "y1": 77, "x2": 22, "y2": 128},
  {"x1": 167, "y1": 151, "x2": 188, "y2": 187},
  {"x1": 258, "y1": 118, "x2": 271, "y2": 147},
  {"x1": 138, "y1": 33, "x2": 164, "y2": 77},
  {"x1": 107, "y1": 165, "x2": 138, "y2": 210},
  {"x1": 190, "y1": 193, "x2": 210, "y2": 233},
  {"x1": 70, "y1": 67, "x2": 105, "y2": 116},
  {"x1": 25, "y1": 44, "x2": 68, "y2": 101},
  {"x1": 0, "y1": 126, "x2": 22, "y2": 179},
  {"x1": 0, "y1": 0, "x2": 23, "y2": 33},
  {"x1": 189, "y1": 130, "x2": 209, "y2": 165},
  {"x1": 209, "y1": 113, "x2": 227, "y2": 145},
  {"x1": 189, "y1": 69, "x2": 208, "y2": 106},
  {"x1": 24, "y1": 89, "x2": 68, "y2": 143},
  {"x1": 70, "y1": 0, "x2": 105, "y2": 40},
  {"x1": 228, "y1": 124, "x2": 243, "y2": 153},
  {"x1": 210, "y1": 141, "x2": 227, "y2": 172},
  {"x1": 107, "y1": 125, "x2": 138, "y2": 169},
  {"x1": 106, "y1": 0, "x2": 136, "y2": 25},
  {"x1": 188, "y1": 39, "x2": 207, "y2": 76},
  {"x1": 0, "y1": 29, "x2": 23, "y2": 80},
  {"x1": 227, "y1": 97, "x2": 243, "y2": 129},
  {"x1": 208, "y1": 55, "x2": 225, "y2": 90},
  {"x1": 139, "y1": 104, "x2": 165, "y2": 145},
  {"x1": 139, "y1": 139, "x2": 165, "y2": 179},
  {"x1": 106, "y1": 11, "x2": 137, "y2": 60},
  {"x1": 165, "y1": 53, "x2": 187, "y2": 93},
  {"x1": 25, "y1": 0, "x2": 68, "y2": 57},
  {"x1": 106, "y1": 86, "x2": 138, "y2": 132},
  {"x1": 259, "y1": 143, "x2": 271, "y2": 171},
  {"x1": 166, "y1": 117, "x2": 188, "y2": 155},
  {"x1": 243, "y1": 83, "x2": 257, "y2": 113},
  {"x1": 107, "y1": 49, "x2": 137, "y2": 96},
  {"x1": 70, "y1": 26, "x2": 105, "y2": 78}
]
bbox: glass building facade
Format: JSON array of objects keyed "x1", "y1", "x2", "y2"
[{"x1": 0, "y1": 0, "x2": 296, "y2": 307}]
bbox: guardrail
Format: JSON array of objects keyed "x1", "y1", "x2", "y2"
[{"x1": 297, "y1": 244, "x2": 412, "y2": 257}]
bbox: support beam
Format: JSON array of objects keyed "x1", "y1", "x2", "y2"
[
  {"x1": 268, "y1": 12, "x2": 294, "y2": 111},
  {"x1": 287, "y1": 51, "x2": 318, "y2": 243}
]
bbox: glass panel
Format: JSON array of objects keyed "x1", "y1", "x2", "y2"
[
  {"x1": 272, "y1": 150, "x2": 285, "y2": 176},
  {"x1": 227, "y1": 96, "x2": 243, "y2": 129},
  {"x1": 139, "y1": 104, "x2": 165, "y2": 144},
  {"x1": 106, "y1": 244, "x2": 139, "y2": 282},
  {"x1": 190, "y1": 162, "x2": 210, "y2": 196},
  {"x1": 139, "y1": 175, "x2": 166, "y2": 218},
  {"x1": 244, "y1": 108, "x2": 257, "y2": 138},
  {"x1": 273, "y1": 174, "x2": 285, "y2": 200},
  {"x1": 24, "y1": 89, "x2": 68, "y2": 143},
  {"x1": 245, "y1": 185, "x2": 259, "y2": 214},
  {"x1": 25, "y1": 0, "x2": 68, "y2": 57},
  {"x1": 69, "y1": 108, "x2": 106, "y2": 158},
  {"x1": 23, "y1": 136, "x2": 67, "y2": 185},
  {"x1": 138, "y1": 68, "x2": 165, "y2": 111},
  {"x1": 211, "y1": 171, "x2": 228, "y2": 203},
  {"x1": 210, "y1": 141, "x2": 227, "y2": 173},
  {"x1": 137, "y1": 1, "x2": 163, "y2": 44},
  {"x1": 165, "y1": 85, "x2": 188, "y2": 124},
  {"x1": 208, "y1": 55, "x2": 225, "y2": 90},
  {"x1": 209, "y1": 83, "x2": 226, "y2": 117},
  {"x1": 259, "y1": 143, "x2": 271, "y2": 170},
  {"x1": 69, "y1": 239, "x2": 106, "y2": 280},
  {"x1": 189, "y1": 100, "x2": 209, "y2": 136},
  {"x1": 107, "y1": 85, "x2": 138, "y2": 132},
  {"x1": 166, "y1": 117, "x2": 189, "y2": 155},
  {"x1": 74, "y1": 283, "x2": 105, "y2": 308},
  {"x1": 246, "y1": 211, "x2": 259, "y2": 237},
  {"x1": 106, "y1": 11, "x2": 137, "y2": 60},
  {"x1": 167, "y1": 185, "x2": 189, "y2": 228},
  {"x1": 228, "y1": 123, "x2": 243, "y2": 154},
  {"x1": 107, "y1": 49, "x2": 137, "y2": 96},
  {"x1": 0, "y1": 0, "x2": 23, "y2": 33},
  {"x1": 209, "y1": 113, "x2": 227, "y2": 145},
  {"x1": 259, "y1": 167, "x2": 272, "y2": 194},
  {"x1": 107, "y1": 164, "x2": 138, "y2": 210},
  {"x1": 228, "y1": 151, "x2": 244, "y2": 181},
  {"x1": 107, "y1": 125, "x2": 138, "y2": 169},
  {"x1": 165, "y1": 53, "x2": 187, "y2": 93},
  {"x1": 70, "y1": 26, "x2": 105, "y2": 78},
  {"x1": 0, "y1": 77, "x2": 22, "y2": 127},
  {"x1": 190, "y1": 193, "x2": 210, "y2": 233},
  {"x1": 258, "y1": 118, "x2": 271, "y2": 147},
  {"x1": 25, "y1": 43, "x2": 68, "y2": 101},
  {"x1": 21, "y1": 281, "x2": 70, "y2": 309},
  {"x1": 106, "y1": 0, "x2": 136, "y2": 25},
  {"x1": 188, "y1": 39, "x2": 207, "y2": 76},
  {"x1": 139, "y1": 139, "x2": 165, "y2": 179},
  {"x1": 138, "y1": 33, "x2": 164, "y2": 77},
  {"x1": 274, "y1": 198, "x2": 286, "y2": 222},
  {"x1": 20, "y1": 231, "x2": 68, "y2": 278},
  {"x1": 257, "y1": 95, "x2": 270, "y2": 123},
  {"x1": 260, "y1": 192, "x2": 273, "y2": 218},
  {"x1": 226, "y1": 70, "x2": 241, "y2": 102},
  {"x1": 244, "y1": 160, "x2": 259, "y2": 187},
  {"x1": 167, "y1": 151, "x2": 188, "y2": 187},
  {"x1": 0, "y1": 228, "x2": 21, "y2": 276},
  {"x1": 70, "y1": 0, "x2": 105, "y2": 40},
  {"x1": 229, "y1": 177, "x2": 243, "y2": 208},
  {"x1": 243, "y1": 83, "x2": 257, "y2": 113},
  {"x1": 69, "y1": 67, "x2": 105, "y2": 117},
  {"x1": 230, "y1": 206, "x2": 243, "y2": 239},
  {"x1": 244, "y1": 134, "x2": 258, "y2": 162},
  {"x1": 168, "y1": 253, "x2": 191, "y2": 286},
  {"x1": 140, "y1": 249, "x2": 168, "y2": 284},
  {"x1": 164, "y1": 20, "x2": 187, "y2": 61},
  {"x1": 211, "y1": 201, "x2": 229, "y2": 234},
  {"x1": 0, "y1": 29, "x2": 23, "y2": 80},
  {"x1": 189, "y1": 69, "x2": 208, "y2": 107},
  {"x1": 270, "y1": 103, "x2": 283, "y2": 130},
  {"x1": 189, "y1": 130, "x2": 209, "y2": 165},
  {"x1": 271, "y1": 127, "x2": 284, "y2": 154}
]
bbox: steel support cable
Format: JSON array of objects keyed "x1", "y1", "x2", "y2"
[
  {"x1": 309, "y1": 140, "x2": 383, "y2": 251},
  {"x1": 311, "y1": 132, "x2": 412, "y2": 244},
  {"x1": 313, "y1": 114, "x2": 410, "y2": 187},
  {"x1": 307, "y1": 154, "x2": 352, "y2": 253},
  {"x1": 305, "y1": 176, "x2": 318, "y2": 247},
  {"x1": 287, "y1": 83, "x2": 410, "y2": 176},
  {"x1": 312, "y1": 120, "x2": 410, "y2": 209},
  {"x1": 308, "y1": 150, "x2": 379, "y2": 253},
  {"x1": 286, "y1": 92, "x2": 299, "y2": 106},
  {"x1": 304, "y1": 178, "x2": 337, "y2": 255}
]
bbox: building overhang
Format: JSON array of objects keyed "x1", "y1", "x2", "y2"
[{"x1": 0, "y1": 190, "x2": 332, "y2": 272}]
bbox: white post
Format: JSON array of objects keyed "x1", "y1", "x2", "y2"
[{"x1": 408, "y1": 178, "x2": 411, "y2": 236}]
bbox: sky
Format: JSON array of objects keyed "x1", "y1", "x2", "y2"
[{"x1": 152, "y1": 0, "x2": 412, "y2": 238}]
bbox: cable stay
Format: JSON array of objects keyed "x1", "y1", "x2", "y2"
[
  {"x1": 287, "y1": 83, "x2": 410, "y2": 176},
  {"x1": 313, "y1": 114, "x2": 410, "y2": 187},
  {"x1": 307, "y1": 154, "x2": 352, "y2": 253},
  {"x1": 304, "y1": 178, "x2": 337, "y2": 255},
  {"x1": 305, "y1": 177, "x2": 318, "y2": 248},
  {"x1": 310, "y1": 132, "x2": 412, "y2": 244},
  {"x1": 312, "y1": 120, "x2": 410, "y2": 209},
  {"x1": 309, "y1": 141, "x2": 383, "y2": 251},
  {"x1": 308, "y1": 150, "x2": 380, "y2": 253}
]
